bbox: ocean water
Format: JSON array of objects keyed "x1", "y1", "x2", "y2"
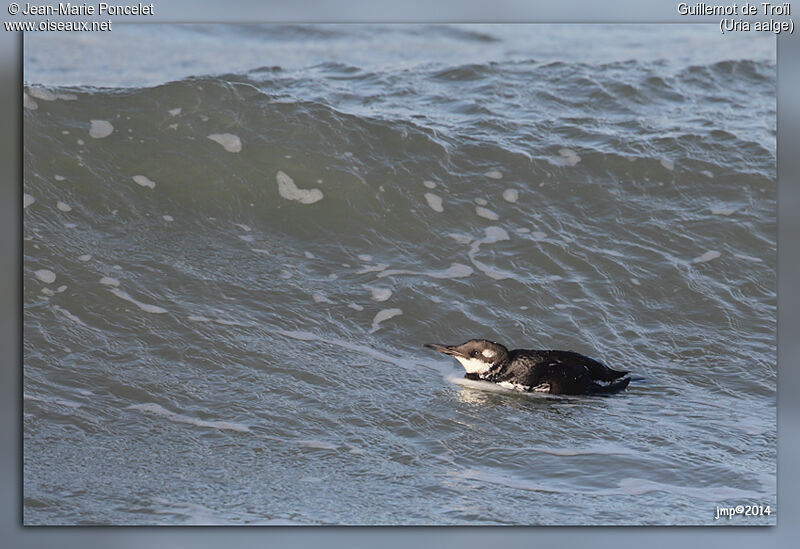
[{"x1": 23, "y1": 24, "x2": 776, "y2": 525}]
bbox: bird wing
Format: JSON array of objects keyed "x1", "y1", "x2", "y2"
[
  {"x1": 549, "y1": 350, "x2": 628, "y2": 381},
  {"x1": 533, "y1": 360, "x2": 594, "y2": 395}
]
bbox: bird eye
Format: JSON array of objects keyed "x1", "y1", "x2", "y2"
[{"x1": 470, "y1": 350, "x2": 477, "y2": 357}]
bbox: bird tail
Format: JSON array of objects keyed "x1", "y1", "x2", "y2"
[
  {"x1": 590, "y1": 377, "x2": 630, "y2": 395},
  {"x1": 607, "y1": 368, "x2": 629, "y2": 379}
]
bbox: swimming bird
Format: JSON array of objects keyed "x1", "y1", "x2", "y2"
[{"x1": 424, "y1": 339, "x2": 630, "y2": 395}]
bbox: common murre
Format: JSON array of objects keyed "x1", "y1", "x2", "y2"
[{"x1": 424, "y1": 339, "x2": 630, "y2": 395}]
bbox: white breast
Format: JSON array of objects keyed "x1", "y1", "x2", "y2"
[
  {"x1": 454, "y1": 356, "x2": 491, "y2": 375},
  {"x1": 498, "y1": 381, "x2": 529, "y2": 392},
  {"x1": 498, "y1": 381, "x2": 550, "y2": 393}
]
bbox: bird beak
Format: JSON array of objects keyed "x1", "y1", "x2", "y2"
[{"x1": 424, "y1": 343, "x2": 461, "y2": 357}]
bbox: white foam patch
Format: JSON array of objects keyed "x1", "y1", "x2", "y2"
[
  {"x1": 423, "y1": 180, "x2": 437, "y2": 189},
  {"x1": 348, "y1": 303, "x2": 364, "y2": 311},
  {"x1": 474, "y1": 198, "x2": 488, "y2": 206},
  {"x1": 439, "y1": 263, "x2": 474, "y2": 278},
  {"x1": 468, "y1": 226, "x2": 512, "y2": 280},
  {"x1": 89, "y1": 119, "x2": 114, "y2": 139},
  {"x1": 56, "y1": 201, "x2": 72, "y2": 212},
  {"x1": 475, "y1": 206, "x2": 499, "y2": 220},
  {"x1": 377, "y1": 262, "x2": 473, "y2": 280},
  {"x1": 660, "y1": 158, "x2": 675, "y2": 171},
  {"x1": 207, "y1": 133, "x2": 242, "y2": 152},
  {"x1": 710, "y1": 207, "x2": 736, "y2": 216},
  {"x1": 132, "y1": 175, "x2": 156, "y2": 189},
  {"x1": 424, "y1": 193, "x2": 444, "y2": 212},
  {"x1": 276, "y1": 170, "x2": 323, "y2": 204},
  {"x1": 54, "y1": 175, "x2": 65, "y2": 181},
  {"x1": 558, "y1": 148, "x2": 581, "y2": 166},
  {"x1": 213, "y1": 317, "x2": 251, "y2": 327},
  {"x1": 312, "y1": 293, "x2": 332, "y2": 304},
  {"x1": 691, "y1": 250, "x2": 721, "y2": 264},
  {"x1": 531, "y1": 231, "x2": 547, "y2": 240},
  {"x1": 188, "y1": 315, "x2": 212, "y2": 322},
  {"x1": 449, "y1": 233, "x2": 472, "y2": 245},
  {"x1": 99, "y1": 276, "x2": 120, "y2": 287},
  {"x1": 471, "y1": 226, "x2": 509, "y2": 250},
  {"x1": 370, "y1": 308, "x2": 403, "y2": 333},
  {"x1": 485, "y1": 169, "x2": 503, "y2": 179},
  {"x1": 357, "y1": 254, "x2": 372, "y2": 262},
  {"x1": 57, "y1": 285, "x2": 67, "y2": 293},
  {"x1": 108, "y1": 288, "x2": 168, "y2": 314},
  {"x1": 235, "y1": 223, "x2": 251, "y2": 232},
  {"x1": 522, "y1": 444, "x2": 631, "y2": 457},
  {"x1": 29, "y1": 87, "x2": 57, "y2": 101},
  {"x1": 163, "y1": 215, "x2": 174, "y2": 222},
  {"x1": 366, "y1": 286, "x2": 392, "y2": 302},
  {"x1": 733, "y1": 253, "x2": 762, "y2": 263},
  {"x1": 23, "y1": 92, "x2": 38, "y2": 110},
  {"x1": 57, "y1": 93, "x2": 77, "y2": 101},
  {"x1": 701, "y1": 170, "x2": 714, "y2": 178},
  {"x1": 502, "y1": 189, "x2": 519, "y2": 203},
  {"x1": 78, "y1": 254, "x2": 92, "y2": 262},
  {"x1": 34, "y1": 269, "x2": 56, "y2": 284},
  {"x1": 168, "y1": 107, "x2": 182, "y2": 116},
  {"x1": 129, "y1": 403, "x2": 250, "y2": 433},
  {"x1": 356, "y1": 263, "x2": 388, "y2": 274},
  {"x1": 555, "y1": 304, "x2": 568, "y2": 310},
  {"x1": 631, "y1": 278, "x2": 641, "y2": 286},
  {"x1": 238, "y1": 235, "x2": 254, "y2": 242},
  {"x1": 52, "y1": 305, "x2": 87, "y2": 326},
  {"x1": 471, "y1": 262, "x2": 510, "y2": 281},
  {"x1": 23, "y1": 193, "x2": 35, "y2": 208},
  {"x1": 298, "y1": 440, "x2": 338, "y2": 451}
]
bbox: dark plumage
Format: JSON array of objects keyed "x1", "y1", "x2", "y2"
[{"x1": 424, "y1": 339, "x2": 630, "y2": 395}]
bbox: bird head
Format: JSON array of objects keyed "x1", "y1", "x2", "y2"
[{"x1": 424, "y1": 339, "x2": 509, "y2": 376}]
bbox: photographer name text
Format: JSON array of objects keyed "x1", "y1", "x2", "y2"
[{"x1": 16, "y1": 2, "x2": 152, "y2": 15}]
